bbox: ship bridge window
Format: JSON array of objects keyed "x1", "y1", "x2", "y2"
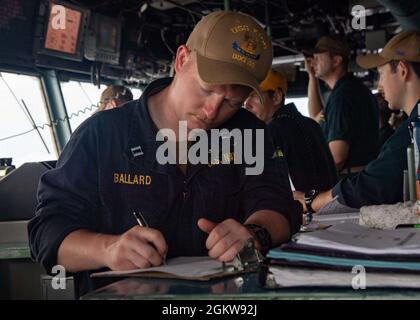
[
  {"x1": 60, "y1": 81, "x2": 106, "y2": 132},
  {"x1": 0, "y1": 72, "x2": 56, "y2": 168},
  {"x1": 60, "y1": 81, "x2": 143, "y2": 132}
]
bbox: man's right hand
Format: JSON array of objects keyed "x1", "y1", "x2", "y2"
[
  {"x1": 104, "y1": 225, "x2": 167, "y2": 270},
  {"x1": 304, "y1": 58, "x2": 315, "y2": 78}
]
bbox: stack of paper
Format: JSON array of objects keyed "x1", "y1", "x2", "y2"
[
  {"x1": 261, "y1": 222, "x2": 420, "y2": 289},
  {"x1": 264, "y1": 266, "x2": 420, "y2": 289},
  {"x1": 292, "y1": 222, "x2": 420, "y2": 257}
]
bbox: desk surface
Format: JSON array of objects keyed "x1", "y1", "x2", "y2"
[
  {"x1": 0, "y1": 242, "x2": 31, "y2": 260},
  {"x1": 82, "y1": 273, "x2": 420, "y2": 300}
]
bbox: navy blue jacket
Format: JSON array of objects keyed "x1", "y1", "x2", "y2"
[
  {"x1": 333, "y1": 102, "x2": 419, "y2": 208},
  {"x1": 28, "y1": 78, "x2": 302, "y2": 295}
]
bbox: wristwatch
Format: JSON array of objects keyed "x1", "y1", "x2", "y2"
[
  {"x1": 304, "y1": 189, "x2": 319, "y2": 214},
  {"x1": 244, "y1": 224, "x2": 272, "y2": 254}
]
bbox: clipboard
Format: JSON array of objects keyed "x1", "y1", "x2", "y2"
[
  {"x1": 91, "y1": 239, "x2": 263, "y2": 281},
  {"x1": 91, "y1": 256, "x2": 241, "y2": 281}
]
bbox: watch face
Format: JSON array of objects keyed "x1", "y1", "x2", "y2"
[
  {"x1": 305, "y1": 189, "x2": 316, "y2": 200},
  {"x1": 304, "y1": 190, "x2": 314, "y2": 200}
]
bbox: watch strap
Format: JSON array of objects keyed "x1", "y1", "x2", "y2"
[{"x1": 244, "y1": 224, "x2": 272, "y2": 254}]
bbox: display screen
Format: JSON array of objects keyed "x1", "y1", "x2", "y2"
[
  {"x1": 44, "y1": 3, "x2": 82, "y2": 55},
  {"x1": 98, "y1": 18, "x2": 118, "y2": 52}
]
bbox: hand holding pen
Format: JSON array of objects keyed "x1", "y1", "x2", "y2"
[
  {"x1": 133, "y1": 211, "x2": 167, "y2": 265},
  {"x1": 102, "y1": 212, "x2": 167, "y2": 271}
]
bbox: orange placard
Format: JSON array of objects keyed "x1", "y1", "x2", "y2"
[{"x1": 44, "y1": 4, "x2": 81, "y2": 54}]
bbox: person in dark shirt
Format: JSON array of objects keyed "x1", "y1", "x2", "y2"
[
  {"x1": 304, "y1": 36, "x2": 379, "y2": 175},
  {"x1": 28, "y1": 11, "x2": 302, "y2": 296},
  {"x1": 294, "y1": 31, "x2": 420, "y2": 212},
  {"x1": 245, "y1": 69, "x2": 338, "y2": 192}
]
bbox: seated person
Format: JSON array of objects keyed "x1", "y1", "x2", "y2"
[
  {"x1": 293, "y1": 31, "x2": 420, "y2": 213},
  {"x1": 96, "y1": 85, "x2": 133, "y2": 112},
  {"x1": 28, "y1": 11, "x2": 302, "y2": 297},
  {"x1": 245, "y1": 69, "x2": 338, "y2": 192}
]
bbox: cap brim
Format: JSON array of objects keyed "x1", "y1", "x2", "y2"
[
  {"x1": 302, "y1": 49, "x2": 314, "y2": 57},
  {"x1": 302, "y1": 48, "x2": 328, "y2": 57},
  {"x1": 356, "y1": 53, "x2": 390, "y2": 69},
  {"x1": 195, "y1": 52, "x2": 265, "y2": 104}
]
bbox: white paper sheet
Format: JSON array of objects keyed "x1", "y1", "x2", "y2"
[
  {"x1": 267, "y1": 266, "x2": 420, "y2": 288},
  {"x1": 295, "y1": 222, "x2": 420, "y2": 256},
  {"x1": 91, "y1": 256, "x2": 233, "y2": 280}
]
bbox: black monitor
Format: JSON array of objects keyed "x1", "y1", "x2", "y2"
[{"x1": 37, "y1": 0, "x2": 89, "y2": 61}]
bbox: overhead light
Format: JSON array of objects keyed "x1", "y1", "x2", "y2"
[{"x1": 138, "y1": 2, "x2": 149, "y2": 17}]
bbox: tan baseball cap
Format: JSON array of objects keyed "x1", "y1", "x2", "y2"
[
  {"x1": 304, "y1": 35, "x2": 351, "y2": 58},
  {"x1": 356, "y1": 30, "x2": 420, "y2": 69},
  {"x1": 186, "y1": 11, "x2": 272, "y2": 99}
]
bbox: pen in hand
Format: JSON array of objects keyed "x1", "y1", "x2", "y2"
[
  {"x1": 133, "y1": 210, "x2": 149, "y2": 228},
  {"x1": 132, "y1": 211, "x2": 167, "y2": 265}
]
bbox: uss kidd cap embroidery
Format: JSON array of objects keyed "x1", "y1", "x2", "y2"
[{"x1": 186, "y1": 11, "x2": 273, "y2": 102}]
